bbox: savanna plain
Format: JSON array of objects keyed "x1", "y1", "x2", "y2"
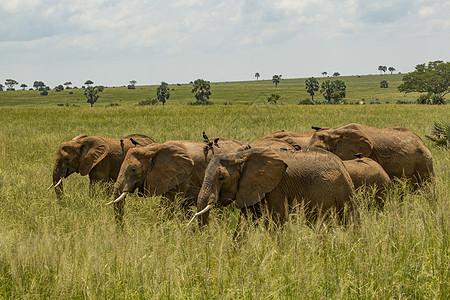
[{"x1": 0, "y1": 76, "x2": 449, "y2": 299}]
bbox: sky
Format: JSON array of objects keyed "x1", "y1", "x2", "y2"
[{"x1": 1, "y1": 0, "x2": 449, "y2": 88}]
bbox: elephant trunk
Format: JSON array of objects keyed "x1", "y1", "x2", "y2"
[
  {"x1": 52, "y1": 160, "x2": 64, "y2": 199},
  {"x1": 196, "y1": 180, "x2": 218, "y2": 226}
]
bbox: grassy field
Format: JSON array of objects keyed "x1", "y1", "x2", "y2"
[
  {"x1": 0, "y1": 74, "x2": 426, "y2": 106},
  {"x1": 0, "y1": 104, "x2": 448, "y2": 298}
]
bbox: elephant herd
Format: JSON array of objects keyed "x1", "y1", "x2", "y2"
[{"x1": 49, "y1": 123, "x2": 436, "y2": 231}]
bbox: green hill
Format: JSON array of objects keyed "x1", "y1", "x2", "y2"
[{"x1": 0, "y1": 74, "x2": 423, "y2": 106}]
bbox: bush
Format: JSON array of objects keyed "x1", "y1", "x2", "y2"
[
  {"x1": 298, "y1": 98, "x2": 315, "y2": 105},
  {"x1": 40, "y1": 90, "x2": 48, "y2": 96},
  {"x1": 417, "y1": 94, "x2": 445, "y2": 105},
  {"x1": 137, "y1": 99, "x2": 159, "y2": 106},
  {"x1": 108, "y1": 103, "x2": 119, "y2": 107},
  {"x1": 380, "y1": 80, "x2": 388, "y2": 88},
  {"x1": 127, "y1": 85, "x2": 136, "y2": 90},
  {"x1": 188, "y1": 100, "x2": 214, "y2": 105}
]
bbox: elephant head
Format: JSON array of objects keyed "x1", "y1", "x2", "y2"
[
  {"x1": 112, "y1": 144, "x2": 195, "y2": 202},
  {"x1": 193, "y1": 147, "x2": 287, "y2": 226},
  {"x1": 52, "y1": 135, "x2": 110, "y2": 198},
  {"x1": 308, "y1": 128, "x2": 373, "y2": 160}
]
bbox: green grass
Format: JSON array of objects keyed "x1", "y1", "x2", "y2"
[
  {"x1": 0, "y1": 105, "x2": 449, "y2": 298},
  {"x1": 0, "y1": 74, "x2": 426, "y2": 106}
]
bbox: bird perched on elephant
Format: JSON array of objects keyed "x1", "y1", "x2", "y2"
[
  {"x1": 50, "y1": 134, "x2": 155, "y2": 198},
  {"x1": 307, "y1": 123, "x2": 435, "y2": 186},
  {"x1": 110, "y1": 138, "x2": 245, "y2": 227},
  {"x1": 191, "y1": 147, "x2": 356, "y2": 231},
  {"x1": 342, "y1": 156, "x2": 391, "y2": 207}
]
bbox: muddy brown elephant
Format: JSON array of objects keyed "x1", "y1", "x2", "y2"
[
  {"x1": 192, "y1": 147, "x2": 356, "y2": 230},
  {"x1": 307, "y1": 123, "x2": 435, "y2": 186},
  {"x1": 343, "y1": 156, "x2": 391, "y2": 207},
  {"x1": 50, "y1": 134, "x2": 155, "y2": 198},
  {"x1": 110, "y1": 138, "x2": 246, "y2": 227}
]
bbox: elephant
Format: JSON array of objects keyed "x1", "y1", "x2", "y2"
[
  {"x1": 307, "y1": 123, "x2": 435, "y2": 186},
  {"x1": 110, "y1": 138, "x2": 246, "y2": 227},
  {"x1": 255, "y1": 127, "x2": 328, "y2": 150},
  {"x1": 50, "y1": 134, "x2": 155, "y2": 198},
  {"x1": 342, "y1": 156, "x2": 391, "y2": 207},
  {"x1": 192, "y1": 147, "x2": 356, "y2": 230}
]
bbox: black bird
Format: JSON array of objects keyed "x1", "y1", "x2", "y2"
[
  {"x1": 311, "y1": 126, "x2": 322, "y2": 131},
  {"x1": 213, "y1": 137, "x2": 220, "y2": 147},
  {"x1": 120, "y1": 139, "x2": 124, "y2": 153},
  {"x1": 129, "y1": 137, "x2": 141, "y2": 147},
  {"x1": 202, "y1": 131, "x2": 209, "y2": 141},
  {"x1": 354, "y1": 153, "x2": 363, "y2": 159}
]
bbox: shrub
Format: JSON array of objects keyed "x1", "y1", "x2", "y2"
[
  {"x1": 417, "y1": 93, "x2": 445, "y2": 105},
  {"x1": 380, "y1": 80, "x2": 388, "y2": 88},
  {"x1": 127, "y1": 85, "x2": 136, "y2": 90},
  {"x1": 188, "y1": 100, "x2": 214, "y2": 105},
  {"x1": 137, "y1": 99, "x2": 159, "y2": 106},
  {"x1": 40, "y1": 90, "x2": 48, "y2": 96},
  {"x1": 298, "y1": 98, "x2": 315, "y2": 105},
  {"x1": 108, "y1": 103, "x2": 119, "y2": 107},
  {"x1": 426, "y1": 121, "x2": 449, "y2": 148}
]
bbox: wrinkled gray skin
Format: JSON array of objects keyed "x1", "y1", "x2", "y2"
[
  {"x1": 52, "y1": 134, "x2": 155, "y2": 198},
  {"x1": 112, "y1": 138, "x2": 245, "y2": 227},
  {"x1": 343, "y1": 157, "x2": 391, "y2": 207},
  {"x1": 307, "y1": 123, "x2": 435, "y2": 186},
  {"x1": 255, "y1": 128, "x2": 328, "y2": 150},
  {"x1": 196, "y1": 147, "x2": 356, "y2": 229}
]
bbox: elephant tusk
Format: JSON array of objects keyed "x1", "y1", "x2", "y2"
[
  {"x1": 48, "y1": 178, "x2": 63, "y2": 190},
  {"x1": 54, "y1": 178, "x2": 63, "y2": 188},
  {"x1": 186, "y1": 204, "x2": 213, "y2": 227},
  {"x1": 105, "y1": 192, "x2": 128, "y2": 206}
]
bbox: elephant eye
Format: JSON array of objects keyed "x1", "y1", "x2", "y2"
[{"x1": 217, "y1": 176, "x2": 225, "y2": 181}]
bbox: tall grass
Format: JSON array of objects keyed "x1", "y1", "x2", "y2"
[{"x1": 0, "y1": 105, "x2": 448, "y2": 298}]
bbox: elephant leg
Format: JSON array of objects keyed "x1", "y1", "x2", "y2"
[{"x1": 233, "y1": 203, "x2": 263, "y2": 240}]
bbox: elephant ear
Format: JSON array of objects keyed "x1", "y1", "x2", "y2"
[
  {"x1": 235, "y1": 148, "x2": 287, "y2": 209},
  {"x1": 79, "y1": 136, "x2": 110, "y2": 175},
  {"x1": 335, "y1": 129, "x2": 373, "y2": 160},
  {"x1": 145, "y1": 145, "x2": 194, "y2": 195}
]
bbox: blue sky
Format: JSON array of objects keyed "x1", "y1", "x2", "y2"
[{"x1": 1, "y1": 0, "x2": 449, "y2": 88}]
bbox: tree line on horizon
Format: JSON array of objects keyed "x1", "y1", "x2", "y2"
[{"x1": 1, "y1": 61, "x2": 448, "y2": 106}]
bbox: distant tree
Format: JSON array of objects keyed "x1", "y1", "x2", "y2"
[
  {"x1": 129, "y1": 80, "x2": 137, "y2": 86},
  {"x1": 156, "y1": 81, "x2": 170, "y2": 105},
  {"x1": 322, "y1": 72, "x2": 327, "y2": 77},
  {"x1": 128, "y1": 80, "x2": 137, "y2": 89},
  {"x1": 382, "y1": 66, "x2": 387, "y2": 74},
  {"x1": 398, "y1": 60, "x2": 450, "y2": 97},
  {"x1": 84, "y1": 80, "x2": 94, "y2": 87},
  {"x1": 320, "y1": 80, "x2": 346, "y2": 104},
  {"x1": 5, "y1": 79, "x2": 18, "y2": 90},
  {"x1": 380, "y1": 80, "x2": 389, "y2": 88},
  {"x1": 33, "y1": 81, "x2": 45, "y2": 90},
  {"x1": 388, "y1": 67, "x2": 396, "y2": 74},
  {"x1": 332, "y1": 72, "x2": 340, "y2": 77},
  {"x1": 272, "y1": 75, "x2": 282, "y2": 87},
  {"x1": 330, "y1": 80, "x2": 346, "y2": 103},
  {"x1": 267, "y1": 94, "x2": 280, "y2": 104},
  {"x1": 191, "y1": 79, "x2": 211, "y2": 103},
  {"x1": 0, "y1": 84, "x2": 3, "y2": 91},
  {"x1": 54, "y1": 85, "x2": 64, "y2": 92},
  {"x1": 378, "y1": 65, "x2": 383, "y2": 75},
  {"x1": 84, "y1": 86, "x2": 100, "y2": 107},
  {"x1": 20, "y1": 83, "x2": 27, "y2": 90},
  {"x1": 305, "y1": 77, "x2": 319, "y2": 102},
  {"x1": 64, "y1": 82, "x2": 72, "y2": 89},
  {"x1": 255, "y1": 72, "x2": 260, "y2": 80}
]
